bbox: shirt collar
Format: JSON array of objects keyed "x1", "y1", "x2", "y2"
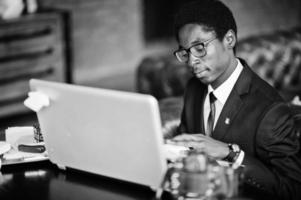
[{"x1": 209, "y1": 59, "x2": 243, "y2": 105}]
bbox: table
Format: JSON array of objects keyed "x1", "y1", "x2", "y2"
[
  {"x1": 0, "y1": 160, "x2": 259, "y2": 200},
  {"x1": 0, "y1": 161, "x2": 159, "y2": 200}
]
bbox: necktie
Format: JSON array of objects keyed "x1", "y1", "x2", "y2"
[{"x1": 207, "y1": 92, "x2": 216, "y2": 136}]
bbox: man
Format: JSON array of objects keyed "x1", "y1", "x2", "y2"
[{"x1": 171, "y1": 0, "x2": 301, "y2": 199}]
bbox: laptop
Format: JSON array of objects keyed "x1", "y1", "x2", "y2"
[{"x1": 28, "y1": 79, "x2": 168, "y2": 189}]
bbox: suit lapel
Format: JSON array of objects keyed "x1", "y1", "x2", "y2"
[
  {"x1": 212, "y1": 89, "x2": 243, "y2": 140},
  {"x1": 212, "y1": 61, "x2": 253, "y2": 140}
]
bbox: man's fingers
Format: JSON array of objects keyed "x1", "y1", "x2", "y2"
[
  {"x1": 187, "y1": 141, "x2": 206, "y2": 149},
  {"x1": 172, "y1": 134, "x2": 203, "y2": 142}
]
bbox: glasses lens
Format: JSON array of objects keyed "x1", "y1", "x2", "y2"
[
  {"x1": 175, "y1": 50, "x2": 189, "y2": 62},
  {"x1": 191, "y1": 44, "x2": 206, "y2": 57}
]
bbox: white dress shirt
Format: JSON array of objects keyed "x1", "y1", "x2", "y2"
[
  {"x1": 203, "y1": 59, "x2": 244, "y2": 166},
  {"x1": 203, "y1": 59, "x2": 243, "y2": 132}
]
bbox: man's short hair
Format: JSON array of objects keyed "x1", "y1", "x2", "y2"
[{"x1": 174, "y1": 0, "x2": 237, "y2": 41}]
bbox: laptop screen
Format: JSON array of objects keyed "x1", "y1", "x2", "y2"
[{"x1": 29, "y1": 79, "x2": 167, "y2": 189}]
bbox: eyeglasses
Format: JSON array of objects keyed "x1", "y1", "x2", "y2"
[{"x1": 174, "y1": 37, "x2": 217, "y2": 63}]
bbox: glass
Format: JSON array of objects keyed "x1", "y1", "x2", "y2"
[
  {"x1": 174, "y1": 37, "x2": 217, "y2": 63},
  {"x1": 160, "y1": 149, "x2": 243, "y2": 200}
]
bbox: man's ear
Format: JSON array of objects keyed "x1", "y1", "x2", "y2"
[{"x1": 223, "y1": 30, "x2": 236, "y2": 49}]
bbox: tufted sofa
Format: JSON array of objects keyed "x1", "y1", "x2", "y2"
[{"x1": 136, "y1": 27, "x2": 301, "y2": 131}]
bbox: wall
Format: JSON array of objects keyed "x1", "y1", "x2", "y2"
[
  {"x1": 38, "y1": 0, "x2": 301, "y2": 90},
  {"x1": 39, "y1": 0, "x2": 143, "y2": 88}
]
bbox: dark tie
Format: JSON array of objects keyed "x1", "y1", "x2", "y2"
[{"x1": 207, "y1": 92, "x2": 216, "y2": 136}]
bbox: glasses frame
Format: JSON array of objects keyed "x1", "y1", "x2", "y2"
[{"x1": 174, "y1": 37, "x2": 217, "y2": 63}]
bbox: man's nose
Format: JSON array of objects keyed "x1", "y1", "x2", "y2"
[{"x1": 187, "y1": 53, "x2": 199, "y2": 69}]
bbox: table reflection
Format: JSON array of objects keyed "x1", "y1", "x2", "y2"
[
  {"x1": 0, "y1": 161, "x2": 156, "y2": 200},
  {"x1": 0, "y1": 161, "x2": 255, "y2": 200}
]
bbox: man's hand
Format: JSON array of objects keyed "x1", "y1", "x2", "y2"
[{"x1": 170, "y1": 134, "x2": 229, "y2": 160}]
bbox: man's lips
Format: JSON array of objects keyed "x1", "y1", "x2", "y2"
[{"x1": 194, "y1": 69, "x2": 207, "y2": 77}]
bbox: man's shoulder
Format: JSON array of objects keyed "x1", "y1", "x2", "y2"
[
  {"x1": 249, "y1": 70, "x2": 283, "y2": 103},
  {"x1": 238, "y1": 59, "x2": 283, "y2": 103}
]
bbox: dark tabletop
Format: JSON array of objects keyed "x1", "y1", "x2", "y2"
[
  {"x1": 0, "y1": 160, "x2": 257, "y2": 200},
  {"x1": 0, "y1": 160, "x2": 157, "y2": 200}
]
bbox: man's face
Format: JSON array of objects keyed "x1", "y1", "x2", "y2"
[{"x1": 177, "y1": 24, "x2": 233, "y2": 88}]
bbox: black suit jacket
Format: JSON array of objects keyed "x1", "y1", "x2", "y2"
[{"x1": 177, "y1": 59, "x2": 301, "y2": 199}]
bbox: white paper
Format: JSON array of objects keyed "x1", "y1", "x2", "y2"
[{"x1": 24, "y1": 91, "x2": 50, "y2": 112}]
